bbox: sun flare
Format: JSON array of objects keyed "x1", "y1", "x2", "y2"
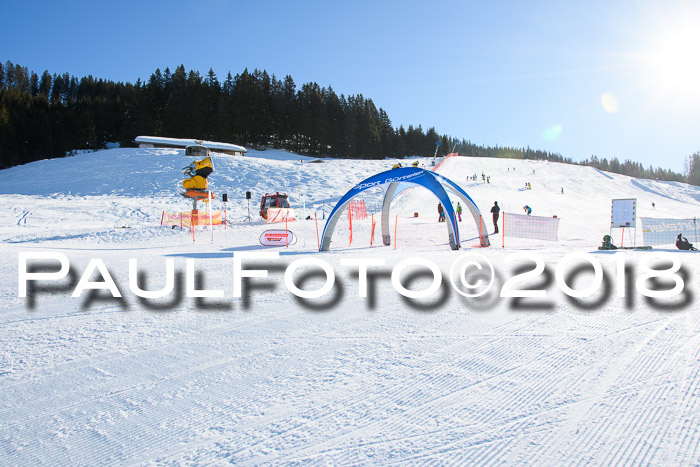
[{"x1": 637, "y1": 6, "x2": 700, "y2": 105}]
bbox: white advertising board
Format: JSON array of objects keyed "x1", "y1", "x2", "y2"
[{"x1": 611, "y1": 198, "x2": 636, "y2": 228}]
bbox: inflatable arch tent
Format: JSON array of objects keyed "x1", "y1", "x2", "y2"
[{"x1": 320, "y1": 167, "x2": 490, "y2": 251}]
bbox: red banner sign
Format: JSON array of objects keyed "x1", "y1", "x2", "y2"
[{"x1": 259, "y1": 229, "x2": 297, "y2": 246}]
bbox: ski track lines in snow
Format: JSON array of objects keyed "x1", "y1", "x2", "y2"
[
  {"x1": 1, "y1": 303, "x2": 349, "y2": 464},
  {"x1": 227, "y1": 308, "x2": 693, "y2": 465},
  {"x1": 2, "y1": 297, "x2": 698, "y2": 465},
  {"x1": 2, "y1": 148, "x2": 700, "y2": 464}
]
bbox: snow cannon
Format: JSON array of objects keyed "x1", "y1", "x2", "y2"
[
  {"x1": 182, "y1": 156, "x2": 214, "y2": 191},
  {"x1": 181, "y1": 156, "x2": 215, "y2": 207}
]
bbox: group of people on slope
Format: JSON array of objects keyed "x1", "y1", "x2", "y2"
[
  {"x1": 437, "y1": 202, "x2": 464, "y2": 222},
  {"x1": 432, "y1": 187, "x2": 689, "y2": 250},
  {"x1": 466, "y1": 173, "x2": 492, "y2": 183},
  {"x1": 601, "y1": 233, "x2": 696, "y2": 251},
  {"x1": 438, "y1": 200, "x2": 532, "y2": 235}
]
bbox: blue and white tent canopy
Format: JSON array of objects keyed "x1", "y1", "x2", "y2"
[{"x1": 320, "y1": 167, "x2": 490, "y2": 251}]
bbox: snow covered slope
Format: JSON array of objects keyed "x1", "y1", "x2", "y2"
[
  {"x1": 3, "y1": 147, "x2": 698, "y2": 247},
  {"x1": 1, "y1": 148, "x2": 700, "y2": 464}
]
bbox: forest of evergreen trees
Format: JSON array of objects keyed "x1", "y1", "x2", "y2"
[{"x1": 1, "y1": 60, "x2": 698, "y2": 186}]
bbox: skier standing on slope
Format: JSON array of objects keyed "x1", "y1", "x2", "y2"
[
  {"x1": 456, "y1": 202, "x2": 463, "y2": 222},
  {"x1": 438, "y1": 202, "x2": 445, "y2": 222},
  {"x1": 490, "y1": 201, "x2": 500, "y2": 233}
]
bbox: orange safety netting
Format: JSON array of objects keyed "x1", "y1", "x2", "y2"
[
  {"x1": 266, "y1": 208, "x2": 296, "y2": 224},
  {"x1": 161, "y1": 210, "x2": 223, "y2": 227},
  {"x1": 348, "y1": 200, "x2": 367, "y2": 220},
  {"x1": 432, "y1": 152, "x2": 458, "y2": 171}
]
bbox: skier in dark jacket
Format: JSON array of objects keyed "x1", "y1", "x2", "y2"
[
  {"x1": 437, "y1": 202, "x2": 445, "y2": 222},
  {"x1": 490, "y1": 201, "x2": 500, "y2": 233},
  {"x1": 676, "y1": 233, "x2": 697, "y2": 250},
  {"x1": 601, "y1": 235, "x2": 617, "y2": 250}
]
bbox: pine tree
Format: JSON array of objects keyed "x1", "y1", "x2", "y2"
[
  {"x1": 0, "y1": 59, "x2": 693, "y2": 179},
  {"x1": 280, "y1": 75, "x2": 297, "y2": 148},
  {"x1": 688, "y1": 152, "x2": 700, "y2": 186},
  {"x1": 30, "y1": 72, "x2": 39, "y2": 96},
  {"x1": 205, "y1": 68, "x2": 219, "y2": 89},
  {"x1": 324, "y1": 86, "x2": 344, "y2": 156},
  {"x1": 163, "y1": 65, "x2": 188, "y2": 137},
  {"x1": 39, "y1": 71, "x2": 52, "y2": 98}
]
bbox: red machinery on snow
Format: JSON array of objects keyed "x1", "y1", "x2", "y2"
[{"x1": 260, "y1": 192, "x2": 290, "y2": 219}]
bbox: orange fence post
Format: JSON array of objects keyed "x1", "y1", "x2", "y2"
[
  {"x1": 348, "y1": 204, "x2": 353, "y2": 246},
  {"x1": 370, "y1": 214, "x2": 375, "y2": 246},
  {"x1": 208, "y1": 191, "x2": 214, "y2": 244},
  {"x1": 479, "y1": 215, "x2": 489, "y2": 247},
  {"x1": 394, "y1": 215, "x2": 398, "y2": 249},
  {"x1": 621, "y1": 227, "x2": 625, "y2": 248},
  {"x1": 315, "y1": 212, "x2": 320, "y2": 250},
  {"x1": 191, "y1": 210, "x2": 196, "y2": 243},
  {"x1": 502, "y1": 213, "x2": 505, "y2": 248},
  {"x1": 477, "y1": 214, "x2": 481, "y2": 247},
  {"x1": 478, "y1": 215, "x2": 483, "y2": 248}
]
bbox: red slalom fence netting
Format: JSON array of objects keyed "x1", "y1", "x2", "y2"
[
  {"x1": 348, "y1": 200, "x2": 367, "y2": 220},
  {"x1": 162, "y1": 210, "x2": 223, "y2": 227},
  {"x1": 330, "y1": 210, "x2": 378, "y2": 249}
]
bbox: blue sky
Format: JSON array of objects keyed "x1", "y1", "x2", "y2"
[{"x1": 2, "y1": 0, "x2": 699, "y2": 172}]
